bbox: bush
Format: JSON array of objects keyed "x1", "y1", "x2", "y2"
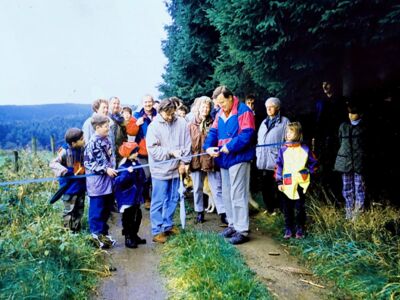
[{"x1": 0, "y1": 150, "x2": 108, "y2": 299}]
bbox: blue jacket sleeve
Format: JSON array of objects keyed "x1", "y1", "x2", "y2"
[{"x1": 225, "y1": 128, "x2": 255, "y2": 153}]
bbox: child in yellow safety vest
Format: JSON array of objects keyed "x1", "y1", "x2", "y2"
[{"x1": 275, "y1": 122, "x2": 317, "y2": 239}]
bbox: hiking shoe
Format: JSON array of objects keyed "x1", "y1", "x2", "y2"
[
  {"x1": 134, "y1": 235, "x2": 147, "y2": 245},
  {"x1": 144, "y1": 199, "x2": 151, "y2": 210},
  {"x1": 91, "y1": 234, "x2": 116, "y2": 249},
  {"x1": 165, "y1": 225, "x2": 180, "y2": 235},
  {"x1": 219, "y1": 213, "x2": 228, "y2": 227},
  {"x1": 195, "y1": 212, "x2": 205, "y2": 224},
  {"x1": 229, "y1": 232, "x2": 249, "y2": 245},
  {"x1": 125, "y1": 235, "x2": 138, "y2": 249},
  {"x1": 152, "y1": 232, "x2": 167, "y2": 244},
  {"x1": 220, "y1": 226, "x2": 236, "y2": 238},
  {"x1": 283, "y1": 229, "x2": 293, "y2": 239},
  {"x1": 295, "y1": 229, "x2": 304, "y2": 239}
]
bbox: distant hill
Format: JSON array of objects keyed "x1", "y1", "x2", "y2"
[
  {"x1": 0, "y1": 103, "x2": 91, "y2": 122},
  {"x1": 0, "y1": 104, "x2": 92, "y2": 150}
]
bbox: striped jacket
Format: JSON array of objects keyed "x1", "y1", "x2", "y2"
[{"x1": 203, "y1": 96, "x2": 255, "y2": 169}]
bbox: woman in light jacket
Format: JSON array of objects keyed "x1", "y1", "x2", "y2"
[{"x1": 256, "y1": 97, "x2": 290, "y2": 214}]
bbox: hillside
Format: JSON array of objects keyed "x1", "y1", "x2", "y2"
[{"x1": 0, "y1": 104, "x2": 92, "y2": 150}]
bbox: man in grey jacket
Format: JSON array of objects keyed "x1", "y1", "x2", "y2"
[
  {"x1": 146, "y1": 98, "x2": 191, "y2": 243},
  {"x1": 256, "y1": 97, "x2": 290, "y2": 214}
]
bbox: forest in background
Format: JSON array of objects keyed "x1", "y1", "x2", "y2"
[
  {"x1": 159, "y1": 0, "x2": 399, "y2": 205},
  {"x1": 0, "y1": 104, "x2": 91, "y2": 150},
  {"x1": 159, "y1": 0, "x2": 400, "y2": 114}
]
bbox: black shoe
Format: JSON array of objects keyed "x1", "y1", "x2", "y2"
[
  {"x1": 134, "y1": 235, "x2": 147, "y2": 244},
  {"x1": 195, "y1": 212, "x2": 205, "y2": 224},
  {"x1": 219, "y1": 213, "x2": 228, "y2": 225},
  {"x1": 125, "y1": 235, "x2": 138, "y2": 249},
  {"x1": 220, "y1": 226, "x2": 236, "y2": 238},
  {"x1": 229, "y1": 232, "x2": 249, "y2": 245}
]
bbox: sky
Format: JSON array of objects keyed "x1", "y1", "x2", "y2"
[{"x1": 0, "y1": 0, "x2": 171, "y2": 106}]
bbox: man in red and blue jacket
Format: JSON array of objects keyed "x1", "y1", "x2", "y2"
[{"x1": 204, "y1": 86, "x2": 255, "y2": 245}]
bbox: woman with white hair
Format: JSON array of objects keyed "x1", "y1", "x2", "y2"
[
  {"x1": 188, "y1": 96, "x2": 227, "y2": 225},
  {"x1": 256, "y1": 97, "x2": 290, "y2": 215}
]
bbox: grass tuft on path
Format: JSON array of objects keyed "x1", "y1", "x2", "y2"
[{"x1": 160, "y1": 230, "x2": 271, "y2": 300}]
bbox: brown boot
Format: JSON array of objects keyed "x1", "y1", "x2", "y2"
[
  {"x1": 165, "y1": 225, "x2": 180, "y2": 236},
  {"x1": 152, "y1": 232, "x2": 167, "y2": 244},
  {"x1": 144, "y1": 199, "x2": 151, "y2": 210}
]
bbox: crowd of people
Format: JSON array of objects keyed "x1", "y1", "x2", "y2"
[{"x1": 50, "y1": 82, "x2": 369, "y2": 248}]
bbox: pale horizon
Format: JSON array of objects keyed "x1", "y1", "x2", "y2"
[{"x1": 0, "y1": 1, "x2": 171, "y2": 106}]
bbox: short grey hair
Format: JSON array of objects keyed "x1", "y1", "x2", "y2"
[{"x1": 265, "y1": 97, "x2": 281, "y2": 108}]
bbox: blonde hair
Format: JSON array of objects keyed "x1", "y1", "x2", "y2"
[
  {"x1": 286, "y1": 122, "x2": 303, "y2": 142},
  {"x1": 193, "y1": 96, "x2": 212, "y2": 118}
]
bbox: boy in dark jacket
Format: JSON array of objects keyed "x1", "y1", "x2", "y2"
[
  {"x1": 115, "y1": 142, "x2": 146, "y2": 248},
  {"x1": 334, "y1": 103, "x2": 366, "y2": 220},
  {"x1": 49, "y1": 128, "x2": 86, "y2": 232}
]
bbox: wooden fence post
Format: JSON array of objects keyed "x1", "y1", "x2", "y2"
[
  {"x1": 13, "y1": 150, "x2": 19, "y2": 172},
  {"x1": 32, "y1": 137, "x2": 37, "y2": 156},
  {"x1": 50, "y1": 135, "x2": 55, "y2": 155}
]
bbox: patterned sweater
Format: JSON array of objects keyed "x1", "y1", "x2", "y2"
[{"x1": 84, "y1": 134, "x2": 115, "y2": 197}]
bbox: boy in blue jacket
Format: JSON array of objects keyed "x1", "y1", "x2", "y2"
[
  {"x1": 115, "y1": 142, "x2": 147, "y2": 248},
  {"x1": 50, "y1": 128, "x2": 86, "y2": 232}
]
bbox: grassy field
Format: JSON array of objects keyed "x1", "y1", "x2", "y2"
[
  {"x1": 254, "y1": 187, "x2": 400, "y2": 299},
  {"x1": 0, "y1": 151, "x2": 109, "y2": 299}
]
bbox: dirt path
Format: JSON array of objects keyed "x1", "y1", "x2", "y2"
[
  {"x1": 94, "y1": 211, "x2": 167, "y2": 300},
  {"x1": 94, "y1": 209, "x2": 331, "y2": 300}
]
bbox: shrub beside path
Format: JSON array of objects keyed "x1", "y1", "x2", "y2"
[{"x1": 94, "y1": 210, "x2": 332, "y2": 300}]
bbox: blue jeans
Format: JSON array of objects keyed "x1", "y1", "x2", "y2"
[
  {"x1": 88, "y1": 194, "x2": 114, "y2": 235},
  {"x1": 150, "y1": 177, "x2": 179, "y2": 235}
]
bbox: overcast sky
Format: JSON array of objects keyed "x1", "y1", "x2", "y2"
[{"x1": 0, "y1": 0, "x2": 171, "y2": 106}]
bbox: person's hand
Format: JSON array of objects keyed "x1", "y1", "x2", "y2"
[
  {"x1": 136, "y1": 117, "x2": 144, "y2": 126},
  {"x1": 178, "y1": 163, "x2": 187, "y2": 175},
  {"x1": 170, "y1": 150, "x2": 182, "y2": 158},
  {"x1": 220, "y1": 145, "x2": 229, "y2": 154},
  {"x1": 206, "y1": 147, "x2": 220, "y2": 157},
  {"x1": 278, "y1": 185, "x2": 284, "y2": 192},
  {"x1": 106, "y1": 167, "x2": 118, "y2": 177},
  {"x1": 127, "y1": 166, "x2": 134, "y2": 173}
]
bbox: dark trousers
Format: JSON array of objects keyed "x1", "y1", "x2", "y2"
[
  {"x1": 282, "y1": 189, "x2": 305, "y2": 231},
  {"x1": 122, "y1": 204, "x2": 142, "y2": 237},
  {"x1": 62, "y1": 193, "x2": 85, "y2": 232},
  {"x1": 88, "y1": 193, "x2": 114, "y2": 235},
  {"x1": 260, "y1": 170, "x2": 281, "y2": 213}
]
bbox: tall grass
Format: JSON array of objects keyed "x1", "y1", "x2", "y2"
[
  {"x1": 0, "y1": 151, "x2": 108, "y2": 299},
  {"x1": 255, "y1": 186, "x2": 400, "y2": 299},
  {"x1": 160, "y1": 230, "x2": 271, "y2": 300}
]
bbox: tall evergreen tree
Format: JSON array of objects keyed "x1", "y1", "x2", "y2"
[{"x1": 159, "y1": 0, "x2": 220, "y2": 104}]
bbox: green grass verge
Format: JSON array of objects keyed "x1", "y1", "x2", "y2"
[
  {"x1": 160, "y1": 230, "x2": 271, "y2": 300},
  {"x1": 254, "y1": 188, "x2": 400, "y2": 299},
  {"x1": 0, "y1": 151, "x2": 108, "y2": 299}
]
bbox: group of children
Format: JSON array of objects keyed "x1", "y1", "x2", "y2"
[
  {"x1": 50, "y1": 98, "x2": 365, "y2": 246},
  {"x1": 50, "y1": 114, "x2": 147, "y2": 249}
]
